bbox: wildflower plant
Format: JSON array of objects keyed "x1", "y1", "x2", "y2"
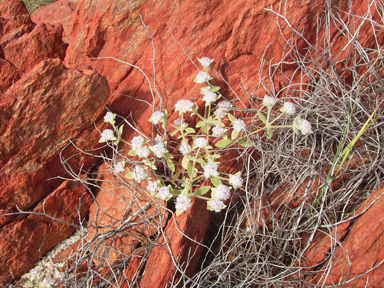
[{"x1": 98, "y1": 57, "x2": 312, "y2": 216}]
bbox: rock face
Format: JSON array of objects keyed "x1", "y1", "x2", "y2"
[{"x1": 1, "y1": 0, "x2": 384, "y2": 286}]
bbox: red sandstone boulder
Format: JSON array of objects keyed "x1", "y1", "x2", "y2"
[
  {"x1": 3, "y1": 23, "x2": 67, "y2": 73},
  {"x1": 304, "y1": 184, "x2": 384, "y2": 286},
  {"x1": 1, "y1": 0, "x2": 384, "y2": 286},
  {"x1": 0, "y1": 0, "x2": 34, "y2": 56},
  {"x1": 0, "y1": 180, "x2": 92, "y2": 284},
  {"x1": 30, "y1": 0, "x2": 77, "y2": 44}
]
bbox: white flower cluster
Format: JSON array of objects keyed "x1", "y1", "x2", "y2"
[
  {"x1": 137, "y1": 146, "x2": 151, "y2": 158},
  {"x1": 212, "y1": 125, "x2": 225, "y2": 137},
  {"x1": 195, "y1": 71, "x2": 213, "y2": 84},
  {"x1": 131, "y1": 135, "x2": 145, "y2": 150},
  {"x1": 298, "y1": 119, "x2": 312, "y2": 135},
  {"x1": 157, "y1": 186, "x2": 171, "y2": 200},
  {"x1": 281, "y1": 102, "x2": 296, "y2": 115},
  {"x1": 152, "y1": 142, "x2": 167, "y2": 158},
  {"x1": 103, "y1": 111, "x2": 115, "y2": 123},
  {"x1": 147, "y1": 181, "x2": 158, "y2": 194},
  {"x1": 293, "y1": 116, "x2": 313, "y2": 135},
  {"x1": 201, "y1": 87, "x2": 218, "y2": 106},
  {"x1": 229, "y1": 174, "x2": 244, "y2": 189},
  {"x1": 132, "y1": 165, "x2": 148, "y2": 183},
  {"x1": 175, "y1": 99, "x2": 194, "y2": 113},
  {"x1": 216, "y1": 100, "x2": 231, "y2": 118},
  {"x1": 194, "y1": 137, "x2": 208, "y2": 148},
  {"x1": 263, "y1": 95, "x2": 276, "y2": 107},
  {"x1": 180, "y1": 142, "x2": 192, "y2": 155},
  {"x1": 149, "y1": 111, "x2": 165, "y2": 124},
  {"x1": 233, "y1": 119, "x2": 246, "y2": 132},
  {"x1": 113, "y1": 161, "x2": 125, "y2": 174},
  {"x1": 204, "y1": 161, "x2": 219, "y2": 179},
  {"x1": 176, "y1": 194, "x2": 192, "y2": 211},
  {"x1": 198, "y1": 57, "x2": 213, "y2": 67},
  {"x1": 100, "y1": 129, "x2": 115, "y2": 142}
]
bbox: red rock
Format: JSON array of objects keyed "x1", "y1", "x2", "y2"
[
  {"x1": 305, "y1": 184, "x2": 384, "y2": 287},
  {"x1": 1, "y1": 0, "x2": 384, "y2": 286},
  {"x1": 139, "y1": 197, "x2": 210, "y2": 287},
  {"x1": 0, "y1": 58, "x2": 109, "y2": 229},
  {"x1": 86, "y1": 165, "x2": 169, "y2": 266},
  {"x1": 3, "y1": 23, "x2": 67, "y2": 73},
  {"x1": 0, "y1": 180, "x2": 92, "y2": 285},
  {"x1": 31, "y1": 0, "x2": 77, "y2": 44},
  {"x1": 0, "y1": 0, "x2": 35, "y2": 55},
  {"x1": 0, "y1": 58, "x2": 19, "y2": 94}
]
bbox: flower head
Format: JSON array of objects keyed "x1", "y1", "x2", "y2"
[
  {"x1": 299, "y1": 119, "x2": 312, "y2": 135},
  {"x1": 137, "y1": 146, "x2": 150, "y2": 158},
  {"x1": 208, "y1": 199, "x2": 224, "y2": 212},
  {"x1": 104, "y1": 112, "x2": 115, "y2": 123},
  {"x1": 175, "y1": 194, "x2": 192, "y2": 211},
  {"x1": 293, "y1": 116, "x2": 312, "y2": 135},
  {"x1": 263, "y1": 95, "x2": 276, "y2": 108},
  {"x1": 99, "y1": 129, "x2": 116, "y2": 142},
  {"x1": 198, "y1": 57, "x2": 213, "y2": 67},
  {"x1": 175, "y1": 99, "x2": 194, "y2": 114},
  {"x1": 194, "y1": 137, "x2": 208, "y2": 148},
  {"x1": 157, "y1": 186, "x2": 171, "y2": 200},
  {"x1": 131, "y1": 135, "x2": 145, "y2": 150},
  {"x1": 152, "y1": 142, "x2": 167, "y2": 158},
  {"x1": 132, "y1": 165, "x2": 148, "y2": 183},
  {"x1": 201, "y1": 87, "x2": 218, "y2": 106},
  {"x1": 229, "y1": 174, "x2": 243, "y2": 189},
  {"x1": 113, "y1": 161, "x2": 125, "y2": 174},
  {"x1": 204, "y1": 161, "x2": 219, "y2": 179},
  {"x1": 212, "y1": 184, "x2": 231, "y2": 201},
  {"x1": 281, "y1": 102, "x2": 296, "y2": 115},
  {"x1": 147, "y1": 181, "x2": 158, "y2": 194},
  {"x1": 149, "y1": 111, "x2": 165, "y2": 124},
  {"x1": 212, "y1": 125, "x2": 225, "y2": 137},
  {"x1": 233, "y1": 119, "x2": 246, "y2": 132},
  {"x1": 195, "y1": 71, "x2": 213, "y2": 84},
  {"x1": 180, "y1": 142, "x2": 192, "y2": 155},
  {"x1": 216, "y1": 100, "x2": 232, "y2": 118}
]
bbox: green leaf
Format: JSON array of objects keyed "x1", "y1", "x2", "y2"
[
  {"x1": 211, "y1": 176, "x2": 222, "y2": 187},
  {"x1": 227, "y1": 113, "x2": 236, "y2": 123},
  {"x1": 128, "y1": 149, "x2": 137, "y2": 156},
  {"x1": 176, "y1": 209, "x2": 184, "y2": 216},
  {"x1": 196, "y1": 158, "x2": 207, "y2": 167},
  {"x1": 196, "y1": 121, "x2": 206, "y2": 128},
  {"x1": 171, "y1": 129, "x2": 179, "y2": 137},
  {"x1": 182, "y1": 187, "x2": 190, "y2": 195},
  {"x1": 195, "y1": 186, "x2": 211, "y2": 196},
  {"x1": 163, "y1": 152, "x2": 174, "y2": 159},
  {"x1": 187, "y1": 161, "x2": 193, "y2": 178},
  {"x1": 210, "y1": 86, "x2": 220, "y2": 92},
  {"x1": 231, "y1": 129, "x2": 240, "y2": 140},
  {"x1": 118, "y1": 124, "x2": 124, "y2": 136},
  {"x1": 125, "y1": 172, "x2": 134, "y2": 179},
  {"x1": 167, "y1": 159, "x2": 175, "y2": 171},
  {"x1": 267, "y1": 129, "x2": 273, "y2": 139},
  {"x1": 239, "y1": 139, "x2": 253, "y2": 147},
  {"x1": 182, "y1": 156, "x2": 189, "y2": 169},
  {"x1": 211, "y1": 120, "x2": 225, "y2": 127},
  {"x1": 257, "y1": 112, "x2": 267, "y2": 124},
  {"x1": 172, "y1": 189, "x2": 182, "y2": 195},
  {"x1": 186, "y1": 127, "x2": 196, "y2": 134},
  {"x1": 215, "y1": 138, "x2": 233, "y2": 148}
]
